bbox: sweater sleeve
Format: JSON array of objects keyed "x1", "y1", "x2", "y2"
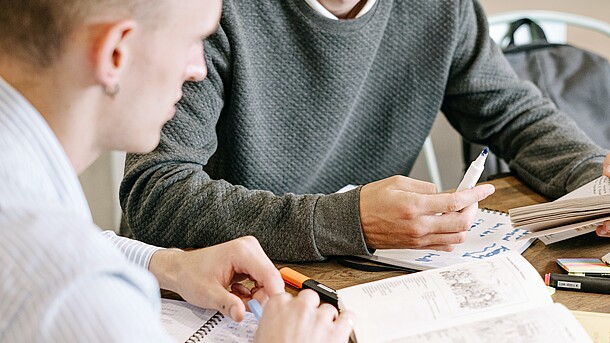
[
  {"x1": 120, "y1": 25, "x2": 369, "y2": 262},
  {"x1": 441, "y1": 0, "x2": 607, "y2": 199}
]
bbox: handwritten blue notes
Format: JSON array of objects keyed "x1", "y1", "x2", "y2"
[{"x1": 373, "y1": 208, "x2": 534, "y2": 270}]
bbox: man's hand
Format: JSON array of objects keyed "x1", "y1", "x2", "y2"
[
  {"x1": 597, "y1": 154, "x2": 610, "y2": 238},
  {"x1": 360, "y1": 175, "x2": 495, "y2": 251},
  {"x1": 254, "y1": 290, "x2": 354, "y2": 343},
  {"x1": 149, "y1": 236, "x2": 285, "y2": 322}
]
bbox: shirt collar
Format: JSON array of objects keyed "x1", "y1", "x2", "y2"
[{"x1": 304, "y1": 0, "x2": 376, "y2": 20}]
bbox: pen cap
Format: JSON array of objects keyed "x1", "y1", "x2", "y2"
[
  {"x1": 279, "y1": 267, "x2": 309, "y2": 288},
  {"x1": 247, "y1": 299, "x2": 263, "y2": 321},
  {"x1": 456, "y1": 148, "x2": 488, "y2": 191},
  {"x1": 472, "y1": 148, "x2": 489, "y2": 168}
]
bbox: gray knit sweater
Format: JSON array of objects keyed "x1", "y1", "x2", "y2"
[{"x1": 121, "y1": 0, "x2": 606, "y2": 261}]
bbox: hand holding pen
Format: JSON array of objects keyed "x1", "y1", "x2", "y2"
[
  {"x1": 358, "y1": 150, "x2": 494, "y2": 251},
  {"x1": 252, "y1": 291, "x2": 354, "y2": 343}
]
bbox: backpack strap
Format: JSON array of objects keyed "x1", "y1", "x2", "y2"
[{"x1": 503, "y1": 18, "x2": 549, "y2": 48}]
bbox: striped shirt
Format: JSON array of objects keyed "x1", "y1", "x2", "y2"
[{"x1": 0, "y1": 76, "x2": 173, "y2": 341}]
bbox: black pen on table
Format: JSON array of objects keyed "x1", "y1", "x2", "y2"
[{"x1": 545, "y1": 273, "x2": 610, "y2": 295}]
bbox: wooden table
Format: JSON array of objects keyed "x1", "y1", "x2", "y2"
[{"x1": 276, "y1": 176, "x2": 610, "y2": 313}]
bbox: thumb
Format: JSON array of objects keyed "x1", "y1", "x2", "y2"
[{"x1": 208, "y1": 284, "x2": 247, "y2": 322}]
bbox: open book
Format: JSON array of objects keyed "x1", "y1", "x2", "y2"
[
  {"x1": 509, "y1": 176, "x2": 610, "y2": 244},
  {"x1": 338, "y1": 252, "x2": 591, "y2": 343},
  {"x1": 361, "y1": 208, "x2": 533, "y2": 270},
  {"x1": 160, "y1": 298, "x2": 257, "y2": 342}
]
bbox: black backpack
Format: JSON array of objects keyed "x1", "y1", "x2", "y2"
[{"x1": 463, "y1": 19, "x2": 610, "y2": 179}]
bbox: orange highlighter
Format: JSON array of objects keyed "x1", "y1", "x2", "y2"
[{"x1": 279, "y1": 267, "x2": 339, "y2": 307}]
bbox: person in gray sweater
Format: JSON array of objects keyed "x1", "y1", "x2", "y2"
[{"x1": 121, "y1": 0, "x2": 610, "y2": 262}]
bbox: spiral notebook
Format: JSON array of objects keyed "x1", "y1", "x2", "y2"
[
  {"x1": 160, "y1": 298, "x2": 257, "y2": 342},
  {"x1": 365, "y1": 208, "x2": 535, "y2": 270}
]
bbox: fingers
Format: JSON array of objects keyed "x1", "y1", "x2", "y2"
[
  {"x1": 289, "y1": 291, "x2": 352, "y2": 342},
  {"x1": 390, "y1": 176, "x2": 439, "y2": 194},
  {"x1": 421, "y1": 244, "x2": 458, "y2": 252},
  {"x1": 250, "y1": 287, "x2": 270, "y2": 306},
  {"x1": 597, "y1": 223, "x2": 610, "y2": 237},
  {"x1": 333, "y1": 310, "x2": 355, "y2": 341},
  {"x1": 415, "y1": 184, "x2": 494, "y2": 215},
  {"x1": 209, "y1": 283, "x2": 247, "y2": 322},
  {"x1": 231, "y1": 283, "x2": 252, "y2": 297},
  {"x1": 604, "y1": 154, "x2": 610, "y2": 177},
  {"x1": 360, "y1": 177, "x2": 493, "y2": 251},
  {"x1": 409, "y1": 232, "x2": 468, "y2": 250},
  {"x1": 229, "y1": 236, "x2": 285, "y2": 295},
  {"x1": 317, "y1": 303, "x2": 338, "y2": 322},
  {"x1": 254, "y1": 291, "x2": 354, "y2": 343},
  {"x1": 231, "y1": 283, "x2": 253, "y2": 302},
  {"x1": 420, "y1": 206, "x2": 477, "y2": 234},
  {"x1": 297, "y1": 289, "x2": 322, "y2": 307}
]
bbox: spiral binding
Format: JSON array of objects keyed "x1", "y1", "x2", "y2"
[
  {"x1": 480, "y1": 207, "x2": 508, "y2": 216},
  {"x1": 186, "y1": 312, "x2": 225, "y2": 342}
]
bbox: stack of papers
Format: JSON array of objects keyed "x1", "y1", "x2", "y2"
[
  {"x1": 509, "y1": 194, "x2": 610, "y2": 234},
  {"x1": 508, "y1": 176, "x2": 610, "y2": 243}
]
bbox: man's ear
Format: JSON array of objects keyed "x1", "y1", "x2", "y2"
[{"x1": 92, "y1": 20, "x2": 137, "y2": 89}]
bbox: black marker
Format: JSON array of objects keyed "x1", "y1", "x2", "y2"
[{"x1": 545, "y1": 273, "x2": 610, "y2": 295}]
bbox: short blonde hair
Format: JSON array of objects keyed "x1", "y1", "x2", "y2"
[{"x1": 0, "y1": 0, "x2": 158, "y2": 68}]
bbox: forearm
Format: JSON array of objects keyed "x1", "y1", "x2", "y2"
[
  {"x1": 148, "y1": 248, "x2": 185, "y2": 291},
  {"x1": 498, "y1": 110, "x2": 606, "y2": 198},
  {"x1": 121, "y1": 162, "x2": 369, "y2": 261}
]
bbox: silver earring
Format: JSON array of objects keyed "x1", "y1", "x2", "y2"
[{"x1": 103, "y1": 84, "x2": 120, "y2": 99}]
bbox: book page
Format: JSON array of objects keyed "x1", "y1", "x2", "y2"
[
  {"x1": 559, "y1": 176, "x2": 610, "y2": 200},
  {"x1": 338, "y1": 253, "x2": 551, "y2": 343},
  {"x1": 572, "y1": 311, "x2": 610, "y2": 343},
  {"x1": 160, "y1": 298, "x2": 257, "y2": 342},
  {"x1": 372, "y1": 209, "x2": 533, "y2": 270},
  {"x1": 520, "y1": 215, "x2": 610, "y2": 240},
  {"x1": 205, "y1": 313, "x2": 258, "y2": 342},
  {"x1": 538, "y1": 226, "x2": 598, "y2": 245},
  {"x1": 161, "y1": 299, "x2": 217, "y2": 342},
  {"x1": 397, "y1": 303, "x2": 591, "y2": 343}
]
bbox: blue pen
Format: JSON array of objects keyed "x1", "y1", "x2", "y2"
[{"x1": 248, "y1": 299, "x2": 263, "y2": 321}]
